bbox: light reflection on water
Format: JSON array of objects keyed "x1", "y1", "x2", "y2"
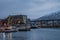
[{"x1": 0, "y1": 28, "x2": 60, "y2": 40}]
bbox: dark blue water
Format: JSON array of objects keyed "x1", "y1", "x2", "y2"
[{"x1": 0, "y1": 28, "x2": 60, "y2": 40}]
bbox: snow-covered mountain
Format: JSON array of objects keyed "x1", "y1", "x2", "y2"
[{"x1": 37, "y1": 11, "x2": 60, "y2": 20}]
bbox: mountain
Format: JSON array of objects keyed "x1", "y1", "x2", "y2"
[{"x1": 33, "y1": 11, "x2": 60, "y2": 21}]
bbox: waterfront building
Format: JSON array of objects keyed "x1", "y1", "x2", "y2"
[
  {"x1": 31, "y1": 20, "x2": 60, "y2": 28},
  {"x1": 6, "y1": 15, "x2": 31, "y2": 31},
  {"x1": 7, "y1": 15, "x2": 27, "y2": 25},
  {"x1": 0, "y1": 15, "x2": 31, "y2": 32}
]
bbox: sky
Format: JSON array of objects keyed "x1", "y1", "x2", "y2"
[{"x1": 0, "y1": 0, "x2": 60, "y2": 19}]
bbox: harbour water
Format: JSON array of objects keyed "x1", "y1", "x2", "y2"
[{"x1": 0, "y1": 28, "x2": 60, "y2": 40}]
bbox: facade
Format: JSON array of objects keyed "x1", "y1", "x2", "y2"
[
  {"x1": 7, "y1": 15, "x2": 31, "y2": 31},
  {"x1": 7, "y1": 15, "x2": 27, "y2": 25},
  {"x1": 31, "y1": 20, "x2": 60, "y2": 28},
  {"x1": 31, "y1": 21, "x2": 40, "y2": 28},
  {"x1": 0, "y1": 15, "x2": 31, "y2": 31}
]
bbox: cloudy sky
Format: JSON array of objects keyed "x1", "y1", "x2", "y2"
[{"x1": 0, "y1": 0, "x2": 60, "y2": 19}]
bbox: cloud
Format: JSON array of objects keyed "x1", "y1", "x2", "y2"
[
  {"x1": 26, "y1": 0, "x2": 60, "y2": 12},
  {"x1": 0, "y1": 0, "x2": 60, "y2": 19}
]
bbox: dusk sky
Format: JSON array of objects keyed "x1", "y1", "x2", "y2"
[{"x1": 0, "y1": 0, "x2": 60, "y2": 19}]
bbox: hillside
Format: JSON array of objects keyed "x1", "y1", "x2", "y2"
[{"x1": 37, "y1": 11, "x2": 60, "y2": 20}]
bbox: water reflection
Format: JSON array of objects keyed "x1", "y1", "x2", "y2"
[
  {"x1": 2, "y1": 33, "x2": 12, "y2": 40},
  {"x1": 12, "y1": 32, "x2": 29, "y2": 40},
  {"x1": 1, "y1": 32, "x2": 28, "y2": 40},
  {"x1": 0, "y1": 28, "x2": 60, "y2": 40}
]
